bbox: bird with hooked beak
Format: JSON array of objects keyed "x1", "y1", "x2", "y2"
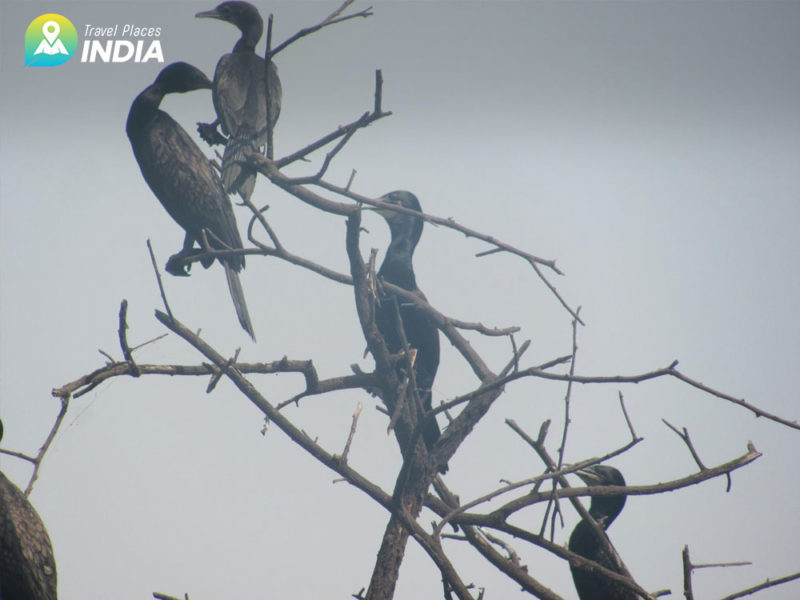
[
  {"x1": 372, "y1": 191, "x2": 446, "y2": 473},
  {"x1": 569, "y1": 464, "x2": 639, "y2": 600},
  {"x1": 126, "y1": 62, "x2": 256, "y2": 340},
  {"x1": 196, "y1": 1, "x2": 282, "y2": 202}
]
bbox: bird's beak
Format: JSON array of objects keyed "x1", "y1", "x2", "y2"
[
  {"x1": 370, "y1": 196, "x2": 399, "y2": 218},
  {"x1": 195, "y1": 8, "x2": 221, "y2": 19},
  {"x1": 575, "y1": 467, "x2": 603, "y2": 486},
  {"x1": 371, "y1": 206, "x2": 394, "y2": 218}
]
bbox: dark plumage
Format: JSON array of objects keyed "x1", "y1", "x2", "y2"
[
  {"x1": 0, "y1": 420, "x2": 58, "y2": 600},
  {"x1": 374, "y1": 191, "x2": 443, "y2": 469},
  {"x1": 196, "y1": 1, "x2": 282, "y2": 201},
  {"x1": 569, "y1": 465, "x2": 635, "y2": 600},
  {"x1": 126, "y1": 61, "x2": 255, "y2": 340}
]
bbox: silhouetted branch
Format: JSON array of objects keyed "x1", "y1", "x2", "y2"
[
  {"x1": 618, "y1": 392, "x2": 640, "y2": 441},
  {"x1": 451, "y1": 443, "x2": 760, "y2": 530},
  {"x1": 118, "y1": 299, "x2": 140, "y2": 377},
  {"x1": 270, "y1": 2, "x2": 373, "y2": 57},
  {"x1": 460, "y1": 523, "x2": 565, "y2": 600},
  {"x1": 52, "y1": 357, "x2": 330, "y2": 401},
  {"x1": 288, "y1": 112, "x2": 372, "y2": 185},
  {"x1": 340, "y1": 401, "x2": 362, "y2": 463},
  {"x1": 243, "y1": 197, "x2": 283, "y2": 251},
  {"x1": 147, "y1": 238, "x2": 173, "y2": 318},
  {"x1": 719, "y1": 571, "x2": 800, "y2": 600},
  {"x1": 682, "y1": 545, "x2": 695, "y2": 600},
  {"x1": 546, "y1": 309, "x2": 581, "y2": 537},
  {"x1": 154, "y1": 309, "x2": 393, "y2": 509},
  {"x1": 445, "y1": 360, "x2": 798, "y2": 432},
  {"x1": 18, "y1": 395, "x2": 69, "y2": 496},
  {"x1": 663, "y1": 420, "x2": 707, "y2": 471},
  {"x1": 153, "y1": 593, "x2": 189, "y2": 600},
  {"x1": 274, "y1": 104, "x2": 391, "y2": 170},
  {"x1": 448, "y1": 319, "x2": 519, "y2": 336}
]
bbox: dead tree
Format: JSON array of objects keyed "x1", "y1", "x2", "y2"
[{"x1": 2, "y1": 3, "x2": 798, "y2": 600}]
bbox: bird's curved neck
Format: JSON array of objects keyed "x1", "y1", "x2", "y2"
[
  {"x1": 589, "y1": 494, "x2": 625, "y2": 527},
  {"x1": 134, "y1": 84, "x2": 165, "y2": 111},
  {"x1": 127, "y1": 84, "x2": 164, "y2": 131},
  {"x1": 233, "y1": 21, "x2": 262, "y2": 52},
  {"x1": 379, "y1": 237, "x2": 417, "y2": 290}
]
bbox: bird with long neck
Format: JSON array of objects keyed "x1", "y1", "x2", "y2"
[
  {"x1": 196, "y1": 1, "x2": 282, "y2": 202},
  {"x1": 569, "y1": 464, "x2": 638, "y2": 600},
  {"x1": 0, "y1": 419, "x2": 58, "y2": 600},
  {"x1": 374, "y1": 191, "x2": 445, "y2": 473},
  {"x1": 126, "y1": 62, "x2": 255, "y2": 340}
]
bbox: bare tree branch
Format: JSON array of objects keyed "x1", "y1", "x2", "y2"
[
  {"x1": 340, "y1": 402, "x2": 363, "y2": 463},
  {"x1": 269, "y1": 2, "x2": 374, "y2": 57},
  {"x1": 719, "y1": 571, "x2": 800, "y2": 600}
]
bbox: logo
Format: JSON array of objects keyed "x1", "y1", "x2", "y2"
[{"x1": 25, "y1": 14, "x2": 78, "y2": 66}]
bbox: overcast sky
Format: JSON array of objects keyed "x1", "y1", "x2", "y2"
[{"x1": 1, "y1": 1, "x2": 799, "y2": 599}]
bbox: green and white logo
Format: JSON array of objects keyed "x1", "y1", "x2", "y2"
[{"x1": 25, "y1": 14, "x2": 78, "y2": 67}]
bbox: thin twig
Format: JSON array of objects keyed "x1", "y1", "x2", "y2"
[
  {"x1": 663, "y1": 420, "x2": 707, "y2": 471},
  {"x1": 274, "y1": 107, "x2": 391, "y2": 169},
  {"x1": 374, "y1": 69, "x2": 383, "y2": 114},
  {"x1": 286, "y1": 112, "x2": 370, "y2": 185},
  {"x1": 52, "y1": 358, "x2": 328, "y2": 401},
  {"x1": 346, "y1": 169, "x2": 357, "y2": 191},
  {"x1": 694, "y1": 561, "x2": 752, "y2": 569},
  {"x1": 448, "y1": 319, "x2": 519, "y2": 336},
  {"x1": 147, "y1": 239, "x2": 173, "y2": 319},
  {"x1": 432, "y1": 355, "x2": 572, "y2": 416},
  {"x1": 23, "y1": 397, "x2": 70, "y2": 496},
  {"x1": 452, "y1": 442, "x2": 760, "y2": 524},
  {"x1": 270, "y1": 3, "x2": 373, "y2": 57},
  {"x1": 118, "y1": 300, "x2": 140, "y2": 377},
  {"x1": 130, "y1": 333, "x2": 168, "y2": 353},
  {"x1": 719, "y1": 571, "x2": 800, "y2": 600},
  {"x1": 207, "y1": 348, "x2": 240, "y2": 393},
  {"x1": 683, "y1": 545, "x2": 695, "y2": 600},
  {"x1": 430, "y1": 360, "x2": 800, "y2": 432},
  {"x1": 340, "y1": 401, "x2": 363, "y2": 464},
  {"x1": 546, "y1": 308, "x2": 581, "y2": 537},
  {"x1": 618, "y1": 392, "x2": 640, "y2": 441}
]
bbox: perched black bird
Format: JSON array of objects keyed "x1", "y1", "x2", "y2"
[
  {"x1": 374, "y1": 191, "x2": 443, "y2": 469},
  {"x1": 0, "y1": 419, "x2": 58, "y2": 600},
  {"x1": 569, "y1": 465, "x2": 636, "y2": 600},
  {"x1": 126, "y1": 62, "x2": 256, "y2": 340},
  {"x1": 196, "y1": 1, "x2": 282, "y2": 202}
]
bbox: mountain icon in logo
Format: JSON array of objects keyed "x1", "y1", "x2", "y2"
[{"x1": 25, "y1": 14, "x2": 78, "y2": 67}]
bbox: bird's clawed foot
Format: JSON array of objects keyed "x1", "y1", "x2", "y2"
[
  {"x1": 165, "y1": 252, "x2": 194, "y2": 276},
  {"x1": 197, "y1": 121, "x2": 227, "y2": 146}
]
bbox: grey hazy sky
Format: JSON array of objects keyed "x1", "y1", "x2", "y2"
[{"x1": 1, "y1": 1, "x2": 799, "y2": 599}]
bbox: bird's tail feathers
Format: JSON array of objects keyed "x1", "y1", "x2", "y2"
[
  {"x1": 222, "y1": 139, "x2": 257, "y2": 202},
  {"x1": 224, "y1": 263, "x2": 256, "y2": 341}
]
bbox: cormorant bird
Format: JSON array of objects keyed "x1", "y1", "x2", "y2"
[
  {"x1": 126, "y1": 61, "x2": 256, "y2": 340},
  {"x1": 0, "y1": 419, "x2": 58, "y2": 600},
  {"x1": 569, "y1": 464, "x2": 636, "y2": 600},
  {"x1": 196, "y1": 1, "x2": 282, "y2": 202},
  {"x1": 374, "y1": 191, "x2": 443, "y2": 470}
]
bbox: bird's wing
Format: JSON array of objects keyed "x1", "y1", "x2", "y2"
[
  {"x1": 0, "y1": 473, "x2": 58, "y2": 600},
  {"x1": 213, "y1": 53, "x2": 275, "y2": 145},
  {"x1": 141, "y1": 113, "x2": 245, "y2": 267}
]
